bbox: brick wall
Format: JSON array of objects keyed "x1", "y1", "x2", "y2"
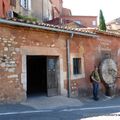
[{"x1": 62, "y1": 16, "x2": 97, "y2": 27}]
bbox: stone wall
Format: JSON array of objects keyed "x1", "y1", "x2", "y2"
[
  {"x1": 68, "y1": 34, "x2": 120, "y2": 97},
  {"x1": 0, "y1": 22, "x2": 120, "y2": 102},
  {"x1": 0, "y1": 25, "x2": 25, "y2": 103},
  {"x1": 0, "y1": 23, "x2": 68, "y2": 103}
]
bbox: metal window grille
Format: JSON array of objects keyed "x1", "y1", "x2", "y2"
[
  {"x1": 21, "y1": 0, "x2": 28, "y2": 9},
  {"x1": 73, "y1": 58, "x2": 81, "y2": 75},
  {"x1": 24, "y1": 0, "x2": 27, "y2": 8}
]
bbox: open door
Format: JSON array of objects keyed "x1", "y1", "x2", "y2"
[{"x1": 47, "y1": 57, "x2": 58, "y2": 96}]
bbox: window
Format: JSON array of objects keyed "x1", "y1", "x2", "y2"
[
  {"x1": 101, "y1": 51, "x2": 111, "y2": 60},
  {"x1": 21, "y1": 0, "x2": 28, "y2": 9},
  {"x1": 71, "y1": 55, "x2": 85, "y2": 79},
  {"x1": 10, "y1": 0, "x2": 16, "y2": 6},
  {"x1": 73, "y1": 58, "x2": 81, "y2": 75},
  {"x1": 92, "y1": 21, "x2": 96, "y2": 26}
]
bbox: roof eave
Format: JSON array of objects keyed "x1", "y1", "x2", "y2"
[{"x1": 0, "y1": 19, "x2": 97, "y2": 38}]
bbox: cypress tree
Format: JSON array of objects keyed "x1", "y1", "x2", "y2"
[{"x1": 99, "y1": 9, "x2": 106, "y2": 31}]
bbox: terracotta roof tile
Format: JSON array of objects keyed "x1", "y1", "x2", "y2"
[
  {"x1": 1, "y1": 18, "x2": 120, "y2": 37},
  {"x1": 1, "y1": 18, "x2": 93, "y2": 36},
  {"x1": 93, "y1": 29, "x2": 120, "y2": 37}
]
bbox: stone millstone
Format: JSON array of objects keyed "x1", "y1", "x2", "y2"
[{"x1": 99, "y1": 58, "x2": 117, "y2": 85}]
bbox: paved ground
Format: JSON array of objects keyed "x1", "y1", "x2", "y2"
[
  {"x1": 20, "y1": 94, "x2": 116, "y2": 110},
  {"x1": 0, "y1": 95, "x2": 119, "y2": 120},
  {"x1": 0, "y1": 94, "x2": 115, "y2": 112},
  {"x1": 21, "y1": 95, "x2": 84, "y2": 109}
]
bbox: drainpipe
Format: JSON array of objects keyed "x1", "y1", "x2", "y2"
[
  {"x1": 66, "y1": 33, "x2": 74, "y2": 98},
  {"x1": 42, "y1": 0, "x2": 43, "y2": 21}
]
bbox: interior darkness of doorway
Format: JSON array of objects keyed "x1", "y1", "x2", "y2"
[{"x1": 27, "y1": 56, "x2": 47, "y2": 97}]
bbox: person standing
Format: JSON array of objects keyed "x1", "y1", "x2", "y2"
[{"x1": 91, "y1": 66, "x2": 101, "y2": 101}]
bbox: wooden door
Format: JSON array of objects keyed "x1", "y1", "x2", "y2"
[{"x1": 47, "y1": 57, "x2": 58, "y2": 96}]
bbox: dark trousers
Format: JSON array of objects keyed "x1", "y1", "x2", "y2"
[{"x1": 93, "y1": 82, "x2": 99, "y2": 99}]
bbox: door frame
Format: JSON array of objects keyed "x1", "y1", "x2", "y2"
[{"x1": 20, "y1": 46, "x2": 66, "y2": 98}]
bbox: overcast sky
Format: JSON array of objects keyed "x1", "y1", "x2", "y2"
[{"x1": 63, "y1": 0, "x2": 120, "y2": 23}]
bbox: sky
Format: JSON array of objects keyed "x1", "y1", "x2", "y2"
[{"x1": 63, "y1": 0, "x2": 120, "y2": 23}]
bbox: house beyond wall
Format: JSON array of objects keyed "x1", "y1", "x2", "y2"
[
  {"x1": 0, "y1": 22, "x2": 120, "y2": 103},
  {"x1": 0, "y1": 0, "x2": 10, "y2": 18}
]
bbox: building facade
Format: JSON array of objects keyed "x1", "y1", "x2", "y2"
[
  {"x1": 31, "y1": 0, "x2": 52, "y2": 21},
  {"x1": 10, "y1": 0, "x2": 66, "y2": 21},
  {"x1": 0, "y1": 0, "x2": 72, "y2": 22},
  {"x1": 10, "y1": 0, "x2": 53, "y2": 21},
  {"x1": 0, "y1": 0, "x2": 54, "y2": 21},
  {"x1": 107, "y1": 17, "x2": 120, "y2": 31},
  {"x1": 61, "y1": 16, "x2": 97, "y2": 28},
  {"x1": 50, "y1": 0, "x2": 63, "y2": 18},
  {"x1": 10, "y1": 0, "x2": 31, "y2": 16},
  {"x1": 0, "y1": 0, "x2": 10, "y2": 18},
  {"x1": 0, "y1": 18, "x2": 120, "y2": 103},
  {"x1": 46, "y1": 15, "x2": 97, "y2": 28}
]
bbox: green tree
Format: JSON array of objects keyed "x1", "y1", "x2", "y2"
[{"x1": 99, "y1": 9, "x2": 106, "y2": 31}]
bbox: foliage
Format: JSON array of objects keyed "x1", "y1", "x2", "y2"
[
  {"x1": 99, "y1": 9, "x2": 106, "y2": 31},
  {"x1": 17, "y1": 14, "x2": 38, "y2": 22}
]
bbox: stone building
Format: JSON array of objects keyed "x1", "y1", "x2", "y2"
[
  {"x1": 61, "y1": 16, "x2": 97, "y2": 28},
  {"x1": 107, "y1": 17, "x2": 120, "y2": 31},
  {"x1": 0, "y1": 0, "x2": 70, "y2": 21},
  {"x1": 10, "y1": 0, "x2": 53, "y2": 21},
  {"x1": 50, "y1": 0, "x2": 63, "y2": 18},
  {"x1": 0, "y1": 0, "x2": 56, "y2": 21},
  {"x1": 0, "y1": 18, "x2": 120, "y2": 103},
  {"x1": 0, "y1": 0, "x2": 10, "y2": 18},
  {"x1": 47, "y1": 15, "x2": 97, "y2": 28}
]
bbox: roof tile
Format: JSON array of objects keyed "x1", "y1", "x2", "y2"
[{"x1": 2, "y1": 18, "x2": 120, "y2": 37}]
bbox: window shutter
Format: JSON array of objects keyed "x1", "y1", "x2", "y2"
[{"x1": 10, "y1": 0, "x2": 16, "y2": 6}]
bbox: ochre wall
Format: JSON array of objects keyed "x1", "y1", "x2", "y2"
[
  {"x1": 0, "y1": 23, "x2": 68, "y2": 103},
  {"x1": 0, "y1": 23, "x2": 120, "y2": 103},
  {"x1": 0, "y1": 0, "x2": 10, "y2": 18},
  {"x1": 68, "y1": 34, "x2": 120, "y2": 97},
  {"x1": 62, "y1": 16, "x2": 97, "y2": 27}
]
